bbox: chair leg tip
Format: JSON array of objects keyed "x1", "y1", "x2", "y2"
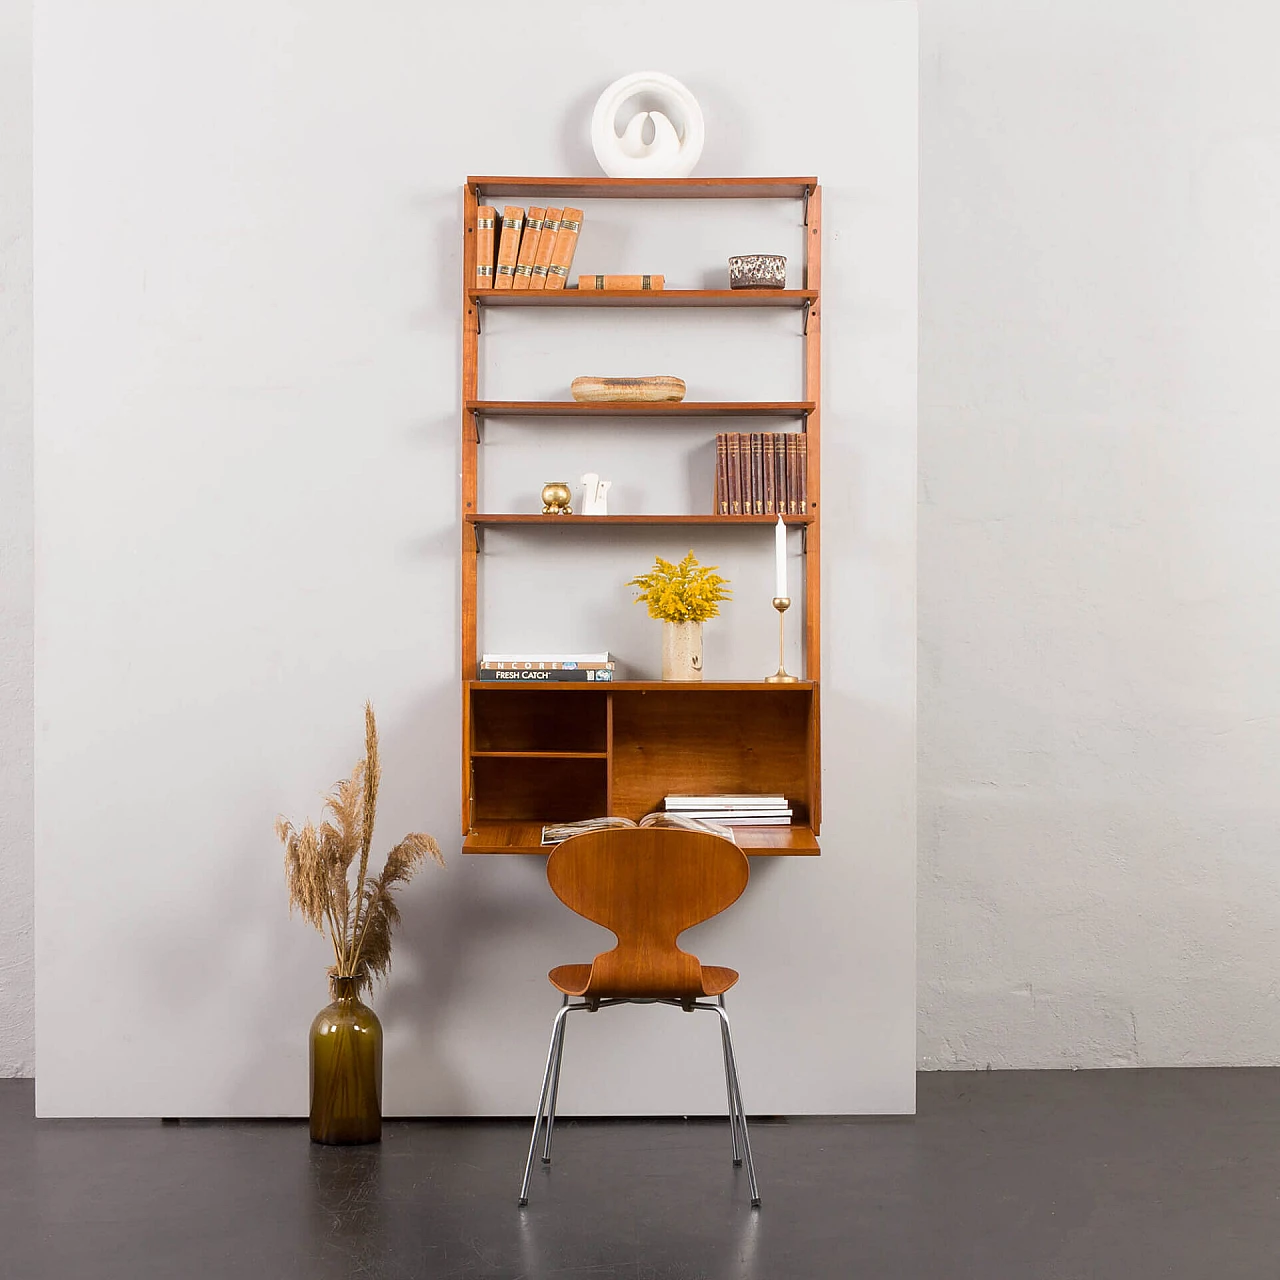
[
  {"x1": 733, "y1": 1158, "x2": 743, "y2": 1166},
  {"x1": 518, "y1": 1197, "x2": 528, "y2": 1207},
  {"x1": 751, "y1": 1198, "x2": 761, "y2": 1208},
  {"x1": 540, "y1": 1156, "x2": 551, "y2": 1164}
]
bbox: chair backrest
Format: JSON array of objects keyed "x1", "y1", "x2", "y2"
[{"x1": 546, "y1": 827, "x2": 750, "y2": 999}]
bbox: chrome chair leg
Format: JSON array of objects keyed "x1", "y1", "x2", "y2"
[
  {"x1": 542, "y1": 997, "x2": 569, "y2": 1163},
  {"x1": 710, "y1": 999, "x2": 760, "y2": 1207},
  {"x1": 519, "y1": 999, "x2": 573, "y2": 1206},
  {"x1": 717, "y1": 994, "x2": 742, "y2": 1165}
]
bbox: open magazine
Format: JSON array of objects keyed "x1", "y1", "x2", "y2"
[{"x1": 541, "y1": 813, "x2": 735, "y2": 845}]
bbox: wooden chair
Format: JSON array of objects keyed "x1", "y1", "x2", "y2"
[{"x1": 518, "y1": 826, "x2": 760, "y2": 1207}]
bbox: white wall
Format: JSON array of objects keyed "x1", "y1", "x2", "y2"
[
  {"x1": 919, "y1": 0, "x2": 1280, "y2": 1067},
  {"x1": 0, "y1": 0, "x2": 34, "y2": 1079},
  {"x1": 32, "y1": 1, "x2": 917, "y2": 1115}
]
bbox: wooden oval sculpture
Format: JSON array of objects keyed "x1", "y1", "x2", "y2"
[{"x1": 570, "y1": 376, "x2": 687, "y2": 404}]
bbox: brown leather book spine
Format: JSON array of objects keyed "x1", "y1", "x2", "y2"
[
  {"x1": 736, "y1": 434, "x2": 751, "y2": 517},
  {"x1": 772, "y1": 433, "x2": 787, "y2": 518},
  {"x1": 494, "y1": 206, "x2": 524, "y2": 291},
  {"x1": 762, "y1": 432, "x2": 776, "y2": 515},
  {"x1": 727, "y1": 433, "x2": 742, "y2": 516},
  {"x1": 474, "y1": 206, "x2": 496, "y2": 290},
  {"x1": 797, "y1": 433, "x2": 808, "y2": 515},
  {"x1": 544, "y1": 207, "x2": 583, "y2": 291},
  {"x1": 512, "y1": 206, "x2": 544, "y2": 291},
  {"x1": 576, "y1": 274, "x2": 665, "y2": 291},
  {"x1": 786, "y1": 434, "x2": 799, "y2": 515},
  {"x1": 716, "y1": 433, "x2": 729, "y2": 515},
  {"x1": 529, "y1": 208, "x2": 561, "y2": 291},
  {"x1": 750, "y1": 433, "x2": 764, "y2": 515}
]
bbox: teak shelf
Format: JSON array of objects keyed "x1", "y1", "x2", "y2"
[
  {"x1": 469, "y1": 288, "x2": 816, "y2": 309},
  {"x1": 466, "y1": 401, "x2": 814, "y2": 418},
  {"x1": 460, "y1": 176, "x2": 822, "y2": 856}
]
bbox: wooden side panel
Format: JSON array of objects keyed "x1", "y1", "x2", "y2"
[
  {"x1": 461, "y1": 184, "x2": 479, "y2": 833},
  {"x1": 609, "y1": 689, "x2": 813, "y2": 822},
  {"x1": 804, "y1": 186, "x2": 822, "y2": 831},
  {"x1": 803, "y1": 185, "x2": 821, "y2": 684}
]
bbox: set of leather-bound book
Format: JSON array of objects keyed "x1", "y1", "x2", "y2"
[
  {"x1": 472, "y1": 205, "x2": 665, "y2": 293},
  {"x1": 715, "y1": 432, "x2": 808, "y2": 517}
]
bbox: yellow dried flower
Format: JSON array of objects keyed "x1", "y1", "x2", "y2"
[{"x1": 627, "y1": 550, "x2": 732, "y2": 623}]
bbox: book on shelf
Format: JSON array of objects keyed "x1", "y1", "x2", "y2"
[
  {"x1": 480, "y1": 660, "x2": 614, "y2": 670},
  {"x1": 665, "y1": 794, "x2": 787, "y2": 810},
  {"x1": 577, "y1": 274, "x2": 665, "y2": 291},
  {"x1": 474, "y1": 205, "x2": 496, "y2": 290},
  {"x1": 786, "y1": 433, "x2": 800, "y2": 515},
  {"x1": 544, "y1": 207, "x2": 583, "y2": 291},
  {"x1": 773, "y1": 433, "x2": 787, "y2": 518},
  {"x1": 541, "y1": 812, "x2": 734, "y2": 846},
  {"x1": 684, "y1": 814, "x2": 792, "y2": 826},
  {"x1": 478, "y1": 667, "x2": 613, "y2": 682},
  {"x1": 481, "y1": 652, "x2": 612, "y2": 665},
  {"x1": 713, "y1": 431, "x2": 808, "y2": 520},
  {"x1": 478, "y1": 651, "x2": 616, "y2": 682},
  {"x1": 511, "y1": 206, "x2": 544, "y2": 291},
  {"x1": 528, "y1": 207, "x2": 561, "y2": 290},
  {"x1": 493, "y1": 206, "x2": 524, "y2": 291}
]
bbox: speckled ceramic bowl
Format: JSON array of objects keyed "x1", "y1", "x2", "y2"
[{"x1": 728, "y1": 254, "x2": 787, "y2": 289}]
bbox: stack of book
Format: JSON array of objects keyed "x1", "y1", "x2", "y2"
[
  {"x1": 479, "y1": 652, "x2": 616, "y2": 683},
  {"x1": 474, "y1": 205, "x2": 583, "y2": 291},
  {"x1": 714, "y1": 432, "x2": 807, "y2": 517},
  {"x1": 663, "y1": 794, "x2": 793, "y2": 826}
]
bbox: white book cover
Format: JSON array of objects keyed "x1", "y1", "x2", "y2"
[{"x1": 664, "y1": 794, "x2": 787, "y2": 810}]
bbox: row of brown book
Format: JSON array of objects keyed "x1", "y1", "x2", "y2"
[
  {"x1": 714, "y1": 432, "x2": 807, "y2": 517},
  {"x1": 474, "y1": 205, "x2": 583, "y2": 291}
]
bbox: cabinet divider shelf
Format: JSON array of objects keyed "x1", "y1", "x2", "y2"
[
  {"x1": 466, "y1": 400, "x2": 814, "y2": 418},
  {"x1": 467, "y1": 514, "x2": 814, "y2": 527},
  {"x1": 469, "y1": 288, "x2": 815, "y2": 309},
  {"x1": 468, "y1": 176, "x2": 817, "y2": 200}
]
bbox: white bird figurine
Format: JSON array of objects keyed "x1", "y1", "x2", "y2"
[{"x1": 581, "y1": 473, "x2": 612, "y2": 516}]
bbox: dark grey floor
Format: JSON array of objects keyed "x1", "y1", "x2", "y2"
[{"x1": 3, "y1": 1069, "x2": 1279, "y2": 1279}]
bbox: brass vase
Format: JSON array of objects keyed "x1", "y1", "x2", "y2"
[{"x1": 309, "y1": 977, "x2": 383, "y2": 1144}]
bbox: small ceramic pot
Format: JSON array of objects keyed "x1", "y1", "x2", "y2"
[
  {"x1": 728, "y1": 254, "x2": 787, "y2": 289},
  {"x1": 662, "y1": 620, "x2": 703, "y2": 682}
]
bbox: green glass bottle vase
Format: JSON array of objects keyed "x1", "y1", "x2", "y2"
[{"x1": 309, "y1": 977, "x2": 383, "y2": 1144}]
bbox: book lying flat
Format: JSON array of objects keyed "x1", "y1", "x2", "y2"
[
  {"x1": 665, "y1": 794, "x2": 787, "y2": 810},
  {"x1": 482, "y1": 652, "x2": 612, "y2": 664},
  {"x1": 541, "y1": 813, "x2": 734, "y2": 845},
  {"x1": 478, "y1": 667, "x2": 613, "y2": 682},
  {"x1": 663, "y1": 809, "x2": 792, "y2": 820},
  {"x1": 685, "y1": 815, "x2": 793, "y2": 827},
  {"x1": 577, "y1": 274, "x2": 665, "y2": 291}
]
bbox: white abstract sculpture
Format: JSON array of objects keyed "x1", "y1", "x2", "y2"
[
  {"x1": 590, "y1": 72, "x2": 704, "y2": 179},
  {"x1": 580, "y1": 473, "x2": 612, "y2": 516}
]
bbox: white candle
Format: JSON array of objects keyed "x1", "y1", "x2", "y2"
[{"x1": 774, "y1": 515, "x2": 787, "y2": 599}]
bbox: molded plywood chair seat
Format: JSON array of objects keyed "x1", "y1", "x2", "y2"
[{"x1": 518, "y1": 827, "x2": 760, "y2": 1206}]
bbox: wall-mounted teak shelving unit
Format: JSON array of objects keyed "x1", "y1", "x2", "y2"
[{"x1": 460, "y1": 176, "x2": 821, "y2": 856}]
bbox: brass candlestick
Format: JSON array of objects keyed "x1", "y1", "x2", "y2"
[{"x1": 765, "y1": 596, "x2": 800, "y2": 683}]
